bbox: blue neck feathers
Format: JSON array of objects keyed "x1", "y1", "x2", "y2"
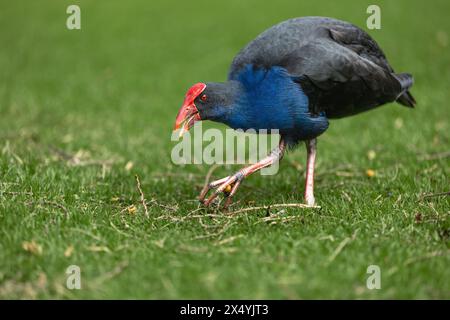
[{"x1": 210, "y1": 64, "x2": 329, "y2": 141}]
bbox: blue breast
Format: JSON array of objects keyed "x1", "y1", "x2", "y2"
[{"x1": 226, "y1": 64, "x2": 329, "y2": 141}]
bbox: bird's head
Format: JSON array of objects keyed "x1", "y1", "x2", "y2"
[
  {"x1": 173, "y1": 83, "x2": 206, "y2": 137},
  {"x1": 174, "y1": 81, "x2": 243, "y2": 137}
]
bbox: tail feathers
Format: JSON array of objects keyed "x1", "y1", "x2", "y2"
[
  {"x1": 397, "y1": 90, "x2": 416, "y2": 107},
  {"x1": 394, "y1": 73, "x2": 416, "y2": 108}
]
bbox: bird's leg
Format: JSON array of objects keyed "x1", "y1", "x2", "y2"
[
  {"x1": 304, "y1": 138, "x2": 317, "y2": 206},
  {"x1": 199, "y1": 139, "x2": 286, "y2": 208}
]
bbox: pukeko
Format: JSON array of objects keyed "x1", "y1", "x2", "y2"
[{"x1": 174, "y1": 17, "x2": 415, "y2": 208}]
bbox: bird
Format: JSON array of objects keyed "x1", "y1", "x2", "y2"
[{"x1": 174, "y1": 16, "x2": 415, "y2": 208}]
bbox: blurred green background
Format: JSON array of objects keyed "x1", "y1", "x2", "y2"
[{"x1": 0, "y1": 0, "x2": 448, "y2": 299}]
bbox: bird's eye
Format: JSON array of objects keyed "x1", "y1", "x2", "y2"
[{"x1": 200, "y1": 94, "x2": 207, "y2": 102}]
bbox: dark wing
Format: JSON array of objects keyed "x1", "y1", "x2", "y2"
[{"x1": 229, "y1": 17, "x2": 415, "y2": 118}]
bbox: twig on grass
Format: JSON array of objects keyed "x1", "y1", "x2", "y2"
[
  {"x1": 326, "y1": 229, "x2": 359, "y2": 265},
  {"x1": 255, "y1": 213, "x2": 305, "y2": 225},
  {"x1": 1, "y1": 191, "x2": 33, "y2": 196},
  {"x1": 191, "y1": 233, "x2": 217, "y2": 240},
  {"x1": 184, "y1": 214, "x2": 228, "y2": 220},
  {"x1": 25, "y1": 199, "x2": 69, "y2": 218},
  {"x1": 87, "y1": 245, "x2": 111, "y2": 253},
  {"x1": 403, "y1": 250, "x2": 450, "y2": 266},
  {"x1": 225, "y1": 203, "x2": 320, "y2": 216},
  {"x1": 388, "y1": 250, "x2": 450, "y2": 275},
  {"x1": 92, "y1": 261, "x2": 129, "y2": 286},
  {"x1": 192, "y1": 221, "x2": 236, "y2": 240},
  {"x1": 214, "y1": 234, "x2": 244, "y2": 246},
  {"x1": 156, "y1": 202, "x2": 319, "y2": 225},
  {"x1": 418, "y1": 150, "x2": 450, "y2": 161},
  {"x1": 146, "y1": 199, "x2": 178, "y2": 212},
  {"x1": 135, "y1": 174, "x2": 149, "y2": 218},
  {"x1": 420, "y1": 191, "x2": 450, "y2": 201},
  {"x1": 42, "y1": 200, "x2": 69, "y2": 217}
]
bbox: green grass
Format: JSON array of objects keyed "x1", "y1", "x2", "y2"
[{"x1": 0, "y1": 0, "x2": 449, "y2": 299}]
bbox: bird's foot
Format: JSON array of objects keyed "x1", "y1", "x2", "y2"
[
  {"x1": 305, "y1": 195, "x2": 316, "y2": 207},
  {"x1": 198, "y1": 139, "x2": 286, "y2": 210},
  {"x1": 199, "y1": 171, "x2": 245, "y2": 209},
  {"x1": 306, "y1": 198, "x2": 317, "y2": 207}
]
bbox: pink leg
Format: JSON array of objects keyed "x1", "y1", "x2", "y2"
[
  {"x1": 199, "y1": 139, "x2": 286, "y2": 208},
  {"x1": 304, "y1": 139, "x2": 317, "y2": 206}
]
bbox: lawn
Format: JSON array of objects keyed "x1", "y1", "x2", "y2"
[{"x1": 0, "y1": 0, "x2": 449, "y2": 299}]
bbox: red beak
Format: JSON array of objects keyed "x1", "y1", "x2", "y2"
[
  {"x1": 174, "y1": 102, "x2": 201, "y2": 137},
  {"x1": 174, "y1": 83, "x2": 206, "y2": 137}
]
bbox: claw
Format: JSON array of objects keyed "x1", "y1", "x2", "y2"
[
  {"x1": 223, "y1": 179, "x2": 242, "y2": 209},
  {"x1": 198, "y1": 176, "x2": 230, "y2": 203},
  {"x1": 200, "y1": 172, "x2": 244, "y2": 208}
]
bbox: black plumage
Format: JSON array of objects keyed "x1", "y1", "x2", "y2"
[{"x1": 229, "y1": 16, "x2": 416, "y2": 118}]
